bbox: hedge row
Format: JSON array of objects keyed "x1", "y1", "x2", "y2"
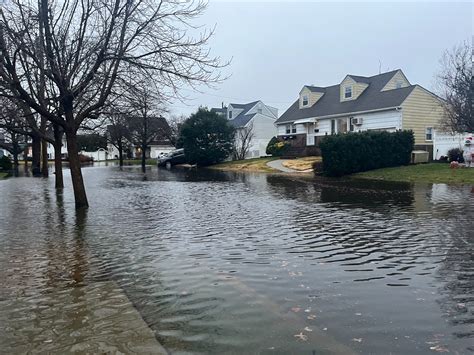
[{"x1": 318, "y1": 130, "x2": 414, "y2": 177}]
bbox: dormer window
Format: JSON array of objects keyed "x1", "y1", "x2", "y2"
[
  {"x1": 395, "y1": 81, "x2": 403, "y2": 89},
  {"x1": 229, "y1": 111, "x2": 232, "y2": 119},
  {"x1": 257, "y1": 107, "x2": 262, "y2": 114},
  {"x1": 344, "y1": 86, "x2": 353, "y2": 99},
  {"x1": 302, "y1": 95, "x2": 309, "y2": 106}
]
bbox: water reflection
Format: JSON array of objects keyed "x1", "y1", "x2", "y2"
[{"x1": 0, "y1": 167, "x2": 473, "y2": 354}]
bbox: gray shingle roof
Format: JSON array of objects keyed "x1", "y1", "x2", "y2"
[
  {"x1": 276, "y1": 70, "x2": 416, "y2": 124},
  {"x1": 227, "y1": 101, "x2": 260, "y2": 128},
  {"x1": 210, "y1": 107, "x2": 228, "y2": 116},
  {"x1": 230, "y1": 101, "x2": 259, "y2": 113},
  {"x1": 229, "y1": 113, "x2": 257, "y2": 128}
]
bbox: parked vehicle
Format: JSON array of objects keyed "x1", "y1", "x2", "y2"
[{"x1": 157, "y1": 148, "x2": 186, "y2": 168}]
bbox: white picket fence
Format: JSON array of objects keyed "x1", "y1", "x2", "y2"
[{"x1": 433, "y1": 131, "x2": 471, "y2": 160}]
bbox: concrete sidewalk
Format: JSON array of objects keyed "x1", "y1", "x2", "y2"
[{"x1": 266, "y1": 159, "x2": 299, "y2": 173}]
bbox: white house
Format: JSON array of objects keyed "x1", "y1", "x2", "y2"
[
  {"x1": 275, "y1": 69, "x2": 446, "y2": 158},
  {"x1": 225, "y1": 101, "x2": 278, "y2": 159}
]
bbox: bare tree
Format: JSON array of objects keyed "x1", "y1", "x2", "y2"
[
  {"x1": 122, "y1": 82, "x2": 169, "y2": 172},
  {"x1": 107, "y1": 114, "x2": 130, "y2": 167},
  {"x1": 0, "y1": 0, "x2": 224, "y2": 208},
  {"x1": 166, "y1": 114, "x2": 186, "y2": 147},
  {"x1": 0, "y1": 95, "x2": 65, "y2": 186},
  {"x1": 233, "y1": 123, "x2": 255, "y2": 161},
  {"x1": 437, "y1": 42, "x2": 473, "y2": 133}
]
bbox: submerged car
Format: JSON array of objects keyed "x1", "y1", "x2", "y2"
[{"x1": 157, "y1": 148, "x2": 186, "y2": 168}]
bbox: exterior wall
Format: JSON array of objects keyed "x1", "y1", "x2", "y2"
[
  {"x1": 246, "y1": 102, "x2": 278, "y2": 118},
  {"x1": 400, "y1": 86, "x2": 445, "y2": 145},
  {"x1": 227, "y1": 105, "x2": 243, "y2": 120},
  {"x1": 277, "y1": 110, "x2": 401, "y2": 139},
  {"x1": 46, "y1": 140, "x2": 68, "y2": 159},
  {"x1": 433, "y1": 131, "x2": 469, "y2": 159},
  {"x1": 312, "y1": 109, "x2": 401, "y2": 136},
  {"x1": 276, "y1": 123, "x2": 306, "y2": 135},
  {"x1": 244, "y1": 115, "x2": 277, "y2": 158},
  {"x1": 339, "y1": 76, "x2": 368, "y2": 101},
  {"x1": 299, "y1": 87, "x2": 324, "y2": 109},
  {"x1": 381, "y1": 70, "x2": 410, "y2": 91}
]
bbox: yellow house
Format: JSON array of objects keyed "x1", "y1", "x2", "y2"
[{"x1": 276, "y1": 69, "x2": 445, "y2": 158}]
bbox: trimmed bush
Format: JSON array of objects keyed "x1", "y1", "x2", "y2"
[
  {"x1": 0, "y1": 155, "x2": 12, "y2": 172},
  {"x1": 447, "y1": 148, "x2": 464, "y2": 163},
  {"x1": 318, "y1": 130, "x2": 414, "y2": 177},
  {"x1": 266, "y1": 136, "x2": 289, "y2": 156}
]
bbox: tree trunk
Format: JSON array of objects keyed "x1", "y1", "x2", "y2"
[
  {"x1": 11, "y1": 133, "x2": 19, "y2": 177},
  {"x1": 65, "y1": 130, "x2": 89, "y2": 208},
  {"x1": 118, "y1": 140, "x2": 124, "y2": 167},
  {"x1": 41, "y1": 138, "x2": 49, "y2": 177},
  {"x1": 31, "y1": 134, "x2": 41, "y2": 176},
  {"x1": 141, "y1": 143, "x2": 146, "y2": 173},
  {"x1": 53, "y1": 125, "x2": 64, "y2": 189}
]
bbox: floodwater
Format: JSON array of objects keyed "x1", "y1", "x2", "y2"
[{"x1": 0, "y1": 165, "x2": 473, "y2": 354}]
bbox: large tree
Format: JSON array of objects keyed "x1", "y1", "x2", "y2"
[
  {"x1": 179, "y1": 108, "x2": 234, "y2": 166},
  {"x1": 0, "y1": 0, "x2": 223, "y2": 208},
  {"x1": 437, "y1": 42, "x2": 473, "y2": 133}
]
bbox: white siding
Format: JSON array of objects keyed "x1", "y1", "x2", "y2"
[
  {"x1": 240, "y1": 114, "x2": 277, "y2": 158},
  {"x1": 277, "y1": 124, "x2": 287, "y2": 135},
  {"x1": 313, "y1": 109, "x2": 401, "y2": 136},
  {"x1": 296, "y1": 124, "x2": 306, "y2": 134},
  {"x1": 314, "y1": 119, "x2": 331, "y2": 136},
  {"x1": 433, "y1": 131, "x2": 468, "y2": 159},
  {"x1": 246, "y1": 101, "x2": 278, "y2": 118}
]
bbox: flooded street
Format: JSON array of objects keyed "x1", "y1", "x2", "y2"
[{"x1": 0, "y1": 165, "x2": 473, "y2": 354}]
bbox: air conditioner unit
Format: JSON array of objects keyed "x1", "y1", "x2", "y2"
[{"x1": 351, "y1": 117, "x2": 363, "y2": 125}]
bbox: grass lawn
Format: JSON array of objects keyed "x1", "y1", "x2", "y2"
[
  {"x1": 282, "y1": 156, "x2": 322, "y2": 172},
  {"x1": 209, "y1": 157, "x2": 279, "y2": 173},
  {"x1": 0, "y1": 172, "x2": 8, "y2": 179},
  {"x1": 355, "y1": 163, "x2": 474, "y2": 184}
]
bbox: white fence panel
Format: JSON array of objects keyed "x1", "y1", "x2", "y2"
[{"x1": 433, "y1": 131, "x2": 470, "y2": 159}]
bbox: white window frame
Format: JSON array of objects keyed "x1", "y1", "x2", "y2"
[
  {"x1": 425, "y1": 127, "x2": 433, "y2": 141},
  {"x1": 228, "y1": 111, "x2": 232, "y2": 119},
  {"x1": 285, "y1": 124, "x2": 291, "y2": 134},
  {"x1": 395, "y1": 81, "x2": 403, "y2": 89},
  {"x1": 344, "y1": 86, "x2": 353, "y2": 99},
  {"x1": 302, "y1": 95, "x2": 309, "y2": 106}
]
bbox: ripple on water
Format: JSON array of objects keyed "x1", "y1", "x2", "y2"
[{"x1": 0, "y1": 168, "x2": 473, "y2": 354}]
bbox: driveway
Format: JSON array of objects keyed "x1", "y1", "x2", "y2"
[{"x1": 266, "y1": 159, "x2": 299, "y2": 173}]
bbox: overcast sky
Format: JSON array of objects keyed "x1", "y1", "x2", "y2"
[{"x1": 169, "y1": 1, "x2": 472, "y2": 117}]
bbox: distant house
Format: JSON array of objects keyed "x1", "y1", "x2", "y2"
[
  {"x1": 275, "y1": 69, "x2": 445, "y2": 158},
  {"x1": 223, "y1": 101, "x2": 278, "y2": 159},
  {"x1": 210, "y1": 104, "x2": 228, "y2": 118},
  {"x1": 107, "y1": 116, "x2": 175, "y2": 160}
]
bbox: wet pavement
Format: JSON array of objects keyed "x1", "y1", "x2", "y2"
[{"x1": 0, "y1": 165, "x2": 473, "y2": 354}]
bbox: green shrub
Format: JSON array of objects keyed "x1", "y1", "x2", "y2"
[
  {"x1": 0, "y1": 155, "x2": 12, "y2": 171},
  {"x1": 178, "y1": 107, "x2": 235, "y2": 166},
  {"x1": 447, "y1": 148, "x2": 464, "y2": 163},
  {"x1": 266, "y1": 136, "x2": 289, "y2": 156},
  {"x1": 318, "y1": 130, "x2": 414, "y2": 177}
]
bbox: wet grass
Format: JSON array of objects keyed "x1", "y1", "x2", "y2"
[
  {"x1": 209, "y1": 157, "x2": 279, "y2": 173},
  {"x1": 0, "y1": 172, "x2": 8, "y2": 179},
  {"x1": 355, "y1": 163, "x2": 474, "y2": 184}
]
